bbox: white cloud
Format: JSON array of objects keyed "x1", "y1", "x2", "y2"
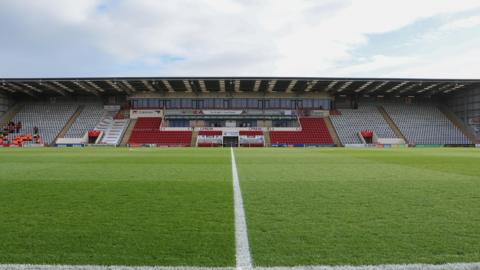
[
  {"x1": 335, "y1": 55, "x2": 417, "y2": 77},
  {"x1": 383, "y1": 46, "x2": 480, "y2": 79},
  {"x1": 441, "y1": 15, "x2": 480, "y2": 31},
  {"x1": 1, "y1": 0, "x2": 480, "y2": 77},
  {"x1": 2, "y1": 0, "x2": 98, "y2": 24}
]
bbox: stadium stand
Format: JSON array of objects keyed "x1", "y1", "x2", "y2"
[
  {"x1": 197, "y1": 130, "x2": 223, "y2": 147},
  {"x1": 199, "y1": 130, "x2": 223, "y2": 136},
  {"x1": 239, "y1": 130, "x2": 264, "y2": 136},
  {"x1": 382, "y1": 103, "x2": 471, "y2": 145},
  {"x1": 128, "y1": 117, "x2": 192, "y2": 146},
  {"x1": 330, "y1": 104, "x2": 398, "y2": 144},
  {"x1": 64, "y1": 102, "x2": 105, "y2": 138},
  {"x1": 270, "y1": 117, "x2": 333, "y2": 146},
  {"x1": 11, "y1": 102, "x2": 78, "y2": 145},
  {"x1": 0, "y1": 77, "x2": 478, "y2": 147},
  {"x1": 94, "y1": 110, "x2": 130, "y2": 145},
  {"x1": 239, "y1": 130, "x2": 264, "y2": 147}
]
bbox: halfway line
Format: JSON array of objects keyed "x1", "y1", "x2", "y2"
[{"x1": 231, "y1": 147, "x2": 253, "y2": 270}]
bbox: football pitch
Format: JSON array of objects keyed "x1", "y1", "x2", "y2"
[{"x1": 0, "y1": 147, "x2": 479, "y2": 269}]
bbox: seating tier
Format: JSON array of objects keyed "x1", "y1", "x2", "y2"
[{"x1": 269, "y1": 118, "x2": 333, "y2": 145}]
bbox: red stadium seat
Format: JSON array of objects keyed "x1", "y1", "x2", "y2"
[
  {"x1": 269, "y1": 118, "x2": 333, "y2": 145},
  {"x1": 198, "y1": 130, "x2": 223, "y2": 136},
  {"x1": 128, "y1": 118, "x2": 192, "y2": 146},
  {"x1": 239, "y1": 130, "x2": 263, "y2": 136}
]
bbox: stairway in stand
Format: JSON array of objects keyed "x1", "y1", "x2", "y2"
[
  {"x1": 191, "y1": 129, "x2": 198, "y2": 147},
  {"x1": 438, "y1": 105, "x2": 477, "y2": 144},
  {"x1": 263, "y1": 129, "x2": 271, "y2": 147},
  {"x1": 120, "y1": 118, "x2": 137, "y2": 146},
  {"x1": 94, "y1": 110, "x2": 130, "y2": 145},
  {"x1": 324, "y1": 116, "x2": 342, "y2": 146},
  {"x1": 0, "y1": 103, "x2": 24, "y2": 127},
  {"x1": 377, "y1": 106, "x2": 408, "y2": 143},
  {"x1": 55, "y1": 105, "x2": 84, "y2": 142}
]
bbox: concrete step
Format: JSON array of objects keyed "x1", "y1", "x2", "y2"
[
  {"x1": 54, "y1": 105, "x2": 84, "y2": 144},
  {"x1": 378, "y1": 106, "x2": 408, "y2": 143},
  {"x1": 0, "y1": 103, "x2": 24, "y2": 127},
  {"x1": 191, "y1": 130, "x2": 198, "y2": 147},
  {"x1": 120, "y1": 118, "x2": 137, "y2": 146},
  {"x1": 263, "y1": 129, "x2": 271, "y2": 147},
  {"x1": 438, "y1": 105, "x2": 478, "y2": 144},
  {"x1": 324, "y1": 116, "x2": 342, "y2": 147}
]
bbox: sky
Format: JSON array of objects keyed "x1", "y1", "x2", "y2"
[{"x1": 1, "y1": 0, "x2": 480, "y2": 78}]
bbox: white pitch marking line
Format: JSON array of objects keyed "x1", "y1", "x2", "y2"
[
  {"x1": 257, "y1": 263, "x2": 480, "y2": 270},
  {"x1": 2, "y1": 263, "x2": 480, "y2": 270},
  {"x1": 231, "y1": 147, "x2": 254, "y2": 270},
  {"x1": 0, "y1": 266, "x2": 233, "y2": 270}
]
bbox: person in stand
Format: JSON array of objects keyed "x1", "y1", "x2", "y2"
[
  {"x1": 8, "y1": 121, "x2": 14, "y2": 133},
  {"x1": 33, "y1": 126, "x2": 39, "y2": 138},
  {"x1": 15, "y1": 121, "x2": 22, "y2": 133},
  {"x1": 2, "y1": 134, "x2": 7, "y2": 145}
]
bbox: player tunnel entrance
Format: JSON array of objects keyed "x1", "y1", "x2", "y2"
[{"x1": 223, "y1": 131, "x2": 239, "y2": 147}]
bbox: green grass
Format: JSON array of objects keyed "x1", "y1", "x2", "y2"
[
  {"x1": 1, "y1": 147, "x2": 480, "y2": 267},
  {"x1": 0, "y1": 148, "x2": 234, "y2": 266},
  {"x1": 235, "y1": 148, "x2": 480, "y2": 266}
]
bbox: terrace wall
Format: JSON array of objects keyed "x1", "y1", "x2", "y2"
[
  {"x1": 0, "y1": 93, "x2": 10, "y2": 118},
  {"x1": 447, "y1": 87, "x2": 480, "y2": 141}
]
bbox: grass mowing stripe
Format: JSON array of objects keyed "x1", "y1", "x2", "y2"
[
  {"x1": 2, "y1": 262, "x2": 480, "y2": 270},
  {"x1": 236, "y1": 148, "x2": 480, "y2": 266},
  {"x1": 0, "y1": 148, "x2": 235, "y2": 266},
  {"x1": 257, "y1": 262, "x2": 480, "y2": 270},
  {"x1": 0, "y1": 265, "x2": 233, "y2": 270},
  {"x1": 231, "y1": 148, "x2": 253, "y2": 270}
]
